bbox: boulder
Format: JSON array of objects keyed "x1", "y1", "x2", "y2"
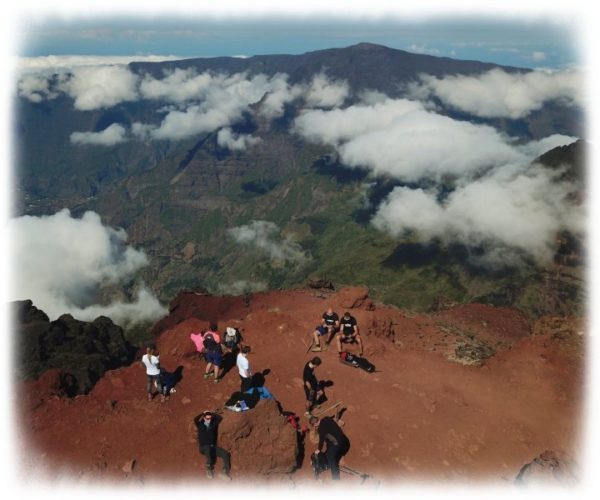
[
  {"x1": 337, "y1": 287, "x2": 373, "y2": 310},
  {"x1": 515, "y1": 450, "x2": 578, "y2": 486},
  {"x1": 218, "y1": 399, "x2": 298, "y2": 475}
]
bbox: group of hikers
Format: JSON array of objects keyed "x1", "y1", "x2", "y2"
[{"x1": 140, "y1": 307, "x2": 366, "y2": 481}]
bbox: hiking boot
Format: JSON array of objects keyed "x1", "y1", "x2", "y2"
[
  {"x1": 311, "y1": 346, "x2": 322, "y2": 352},
  {"x1": 203, "y1": 373, "x2": 211, "y2": 379},
  {"x1": 219, "y1": 471, "x2": 232, "y2": 481},
  {"x1": 304, "y1": 411, "x2": 312, "y2": 417},
  {"x1": 206, "y1": 469, "x2": 214, "y2": 479},
  {"x1": 214, "y1": 377, "x2": 221, "y2": 384}
]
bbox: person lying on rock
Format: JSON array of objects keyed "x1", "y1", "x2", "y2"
[
  {"x1": 303, "y1": 357, "x2": 322, "y2": 416},
  {"x1": 141, "y1": 344, "x2": 164, "y2": 402},
  {"x1": 309, "y1": 414, "x2": 350, "y2": 481},
  {"x1": 194, "y1": 411, "x2": 231, "y2": 480},
  {"x1": 336, "y1": 311, "x2": 363, "y2": 356}
]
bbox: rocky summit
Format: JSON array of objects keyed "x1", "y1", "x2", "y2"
[{"x1": 17, "y1": 287, "x2": 583, "y2": 485}]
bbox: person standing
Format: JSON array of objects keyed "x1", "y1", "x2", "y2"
[
  {"x1": 193, "y1": 411, "x2": 231, "y2": 480},
  {"x1": 236, "y1": 345, "x2": 253, "y2": 392},
  {"x1": 303, "y1": 357, "x2": 322, "y2": 416},
  {"x1": 202, "y1": 324, "x2": 224, "y2": 383},
  {"x1": 309, "y1": 414, "x2": 350, "y2": 480},
  {"x1": 141, "y1": 344, "x2": 164, "y2": 402}
]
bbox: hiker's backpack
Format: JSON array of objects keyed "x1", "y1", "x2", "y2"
[
  {"x1": 224, "y1": 327, "x2": 240, "y2": 349},
  {"x1": 340, "y1": 352, "x2": 376, "y2": 373},
  {"x1": 203, "y1": 332, "x2": 219, "y2": 352},
  {"x1": 310, "y1": 452, "x2": 329, "y2": 478}
]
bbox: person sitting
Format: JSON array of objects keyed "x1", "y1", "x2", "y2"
[
  {"x1": 311, "y1": 325, "x2": 329, "y2": 352},
  {"x1": 223, "y1": 326, "x2": 244, "y2": 353},
  {"x1": 321, "y1": 307, "x2": 340, "y2": 345},
  {"x1": 336, "y1": 311, "x2": 363, "y2": 356}
]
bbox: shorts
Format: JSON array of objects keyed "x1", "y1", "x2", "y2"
[
  {"x1": 315, "y1": 326, "x2": 328, "y2": 336},
  {"x1": 205, "y1": 350, "x2": 223, "y2": 367}
]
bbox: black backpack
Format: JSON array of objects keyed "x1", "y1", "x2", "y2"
[
  {"x1": 203, "y1": 333, "x2": 219, "y2": 352},
  {"x1": 340, "y1": 352, "x2": 376, "y2": 373}
]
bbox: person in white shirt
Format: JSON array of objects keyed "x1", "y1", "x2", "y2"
[
  {"x1": 236, "y1": 345, "x2": 252, "y2": 392},
  {"x1": 141, "y1": 344, "x2": 164, "y2": 402}
]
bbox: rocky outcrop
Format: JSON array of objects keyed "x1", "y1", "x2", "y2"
[
  {"x1": 13, "y1": 300, "x2": 135, "y2": 394},
  {"x1": 219, "y1": 399, "x2": 298, "y2": 475},
  {"x1": 515, "y1": 450, "x2": 578, "y2": 486}
]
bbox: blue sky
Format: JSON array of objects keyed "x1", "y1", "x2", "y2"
[{"x1": 19, "y1": 16, "x2": 578, "y2": 69}]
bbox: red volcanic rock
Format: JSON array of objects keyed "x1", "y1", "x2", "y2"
[
  {"x1": 337, "y1": 286, "x2": 373, "y2": 310},
  {"x1": 219, "y1": 399, "x2": 298, "y2": 475},
  {"x1": 18, "y1": 287, "x2": 585, "y2": 484}
]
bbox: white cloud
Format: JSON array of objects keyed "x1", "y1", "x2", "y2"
[
  {"x1": 70, "y1": 123, "x2": 128, "y2": 146},
  {"x1": 532, "y1": 51, "x2": 547, "y2": 62},
  {"x1": 294, "y1": 98, "x2": 524, "y2": 182},
  {"x1": 372, "y1": 165, "x2": 583, "y2": 263},
  {"x1": 61, "y1": 65, "x2": 140, "y2": 110},
  {"x1": 515, "y1": 134, "x2": 578, "y2": 158},
  {"x1": 408, "y1": 68, "x2": 583, "y2": 119},
  {"x1": 8, "y1": 209, "x2": 167, "y2": 327},
  {"x1": 17, "y1": 55, "x2": 188, "y2": 72},
  {"x1": 216, "y1": 280, "x2": 268, "y2": 296},
  {"x1": 217, "y1": 127, "x2": 261, "y2": 150},
  {"x1": 304, "y1": 72, "x2": 350, "y2": 108},
  {"x1": 139, "y1": 68, "x2": 218, "y2": 103},
  {"x1": 228, "y1": 220, "x2": 308, "y2": 263},
  {"x1": 17, "y1": 73, "x2": 66, "y2": 102}
]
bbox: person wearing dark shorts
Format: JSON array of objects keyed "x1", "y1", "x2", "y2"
[
  {"x1": 311, "y1": 325, "x2": 329, "y2": 352},
  {"x1": 194, "y1": 411, "x2": 231, "y2": 480},
  {"x1": 336, "y1": 311, "x2": 363, "y2": 355},
  {"x1": 303, "y1": 357, "x2": 322, "y2": 416},
  {"x1": 202, "y1": 324, "x2": 223, "y2": 383},
  {"x1": 309, "y1": 414, "x2": 350, "y2": 480}
]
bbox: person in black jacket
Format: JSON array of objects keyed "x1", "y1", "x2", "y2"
[
  {"x1": 193, "y1": 411, "x2": 231, "y2": 480},
  {"x1": 309, "y1": 414, "x2": 350, "y2": 480},
  {"x1": 303, "y1": 357, "x2": 322, "y2": 416}
]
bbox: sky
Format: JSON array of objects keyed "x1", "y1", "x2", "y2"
[
  {"x1": 1, "y1": 1, "x2": 599, "y2": 500},
  {"x1": 18, "y1": 16, "x2": 578, "y2": 69}
]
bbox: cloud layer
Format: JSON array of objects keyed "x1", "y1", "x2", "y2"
[
  {"x1": 9, "y1": 209, "x2": 167, "y2": 327},
  {"x1": 407, "y1": 68, "x2": 582, "y2": 119},
  {"x1": 228, "y1": 220, "x2": 308, "y2": 263}
]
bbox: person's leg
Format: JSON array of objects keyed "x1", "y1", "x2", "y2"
[
  {"x1": 200, "y1": 445, "x2": 216, "y2": 475},
  {"x1": 312, "y1": 330, "x2": 321, "y2": 349},
  {"x1": 336, "y1": 333, "x2": 343, "y2": 354},
  {"x1": 325, "y1": 326, "x2": 335, "y2": 345},
  {"x1": 215, "y1": 446, "x2": 231, "y2": 474},
  {"x1": 356, "y1": 334, "x2": 364, "y2": 355},
  {"x1": 146, "y1": 375, "x2": 153, "y2": 400},
  {"x1": 204, "y1": 360, "x2": 213, "y2": 378},
  {"x1": 240, "y1": 375, "x2": 251, "y2": 392},
  {"x1": 326, "y1": 444, "x2": 341, "y2": 480}
]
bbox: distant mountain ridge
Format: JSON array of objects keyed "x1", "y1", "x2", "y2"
[{"x1": 130, "y1": 42, "x2": 524, "y2": 97}]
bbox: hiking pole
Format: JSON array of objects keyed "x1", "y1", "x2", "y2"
[
  {"x1": 339, "y1": 465, "x2": 370, "y2": 484},
  {"x1": 312, "y1": 400, "x2": 342, "y2": 418}
]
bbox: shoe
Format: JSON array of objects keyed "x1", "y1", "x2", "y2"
[
  {"x1": 147, "y1": 393, "x2": 152, "y2": 401},
  {"x1": 214, "y1": 377, "x2": 221, "y2": 384},
  {"x1": 206, "y1": 469, "x2": 214, "y2": 479},
  {"x1": 219, "y1": 471, "x2": 232, "y2": 481},
  {"x1": 160, "y1": 395, "x2": 166, "y2": 403},
  {"x1": 304, "y1": 411, "x2": 312, "y2": 416},
  {"x1": 311, "y1": 346, "x2": 322, "y2": 352},
  {"x1": 203, "y1": 373, "x2": 210, "y2": 379}
]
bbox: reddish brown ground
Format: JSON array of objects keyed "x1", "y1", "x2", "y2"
[{"x1": 17, "y1": 287, "x2": 585, "y2": 487}]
